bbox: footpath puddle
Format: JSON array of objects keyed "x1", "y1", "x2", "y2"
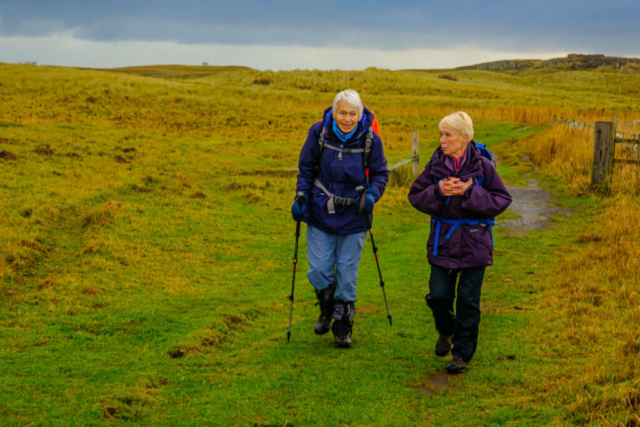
[{"x1": 413, "y1": 373, "x2": 458, "y2": 396}]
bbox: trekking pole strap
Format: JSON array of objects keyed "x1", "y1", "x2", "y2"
[
  {"x1": 431, "y1": 217, "x2": 495, "y2": 256},
  {"x1": 314, "y1": 179, "x2": 357, "y2": 214}
]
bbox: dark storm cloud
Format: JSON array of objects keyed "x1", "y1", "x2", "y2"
[{"x1": 1, "y1": 0, "x2": 639, "y2": 55}]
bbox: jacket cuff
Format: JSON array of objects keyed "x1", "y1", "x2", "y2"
[
  {"x1": 434, "y1": 184, "x2": 446, "y2": 199},
  {"x1": 462, "y1": 183, "x2": 474, "y2": 200}
]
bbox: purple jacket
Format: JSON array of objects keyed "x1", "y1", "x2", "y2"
[
  {"x1": 408, "y1": 142, "x2": 512, "y2": 269},
  {"x1": 296, "y1": 106, "x2": 389, "y2": 235}
]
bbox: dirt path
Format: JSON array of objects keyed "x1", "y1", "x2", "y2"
[{"x1": 499, "y1": 180, "x2": 571, "y2": 231}]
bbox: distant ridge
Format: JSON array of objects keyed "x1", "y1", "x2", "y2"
[
  {"x1": 407, "y1": 54, "x2": 640, "y2": 75},
  {"x1": 79, "y1": 64, "x2": 252, "y2": 79}
]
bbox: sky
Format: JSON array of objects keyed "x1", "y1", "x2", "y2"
[{"x1": 0, "y1": 0, "x2": 639, "y2": 70}]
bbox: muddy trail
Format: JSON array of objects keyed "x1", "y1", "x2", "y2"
[{"x1": 500, "y1": 180, "x2": 572, "y2": 231}]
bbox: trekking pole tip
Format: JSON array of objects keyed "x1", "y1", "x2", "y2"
[
  {"x1": 287, "y1": 331, "x2": 291, "y2": 342},
  {"x1": 388, "y1": 315, "x2": 393, "y2": 326}
]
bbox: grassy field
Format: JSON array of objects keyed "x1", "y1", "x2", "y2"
[{"x1": 1, "y1": 63, "x2": 640, "y2": 425}]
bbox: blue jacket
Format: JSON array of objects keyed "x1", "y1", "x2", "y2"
[{"x1": 296, "y1": 106, "x2": 389, "y2": 235}]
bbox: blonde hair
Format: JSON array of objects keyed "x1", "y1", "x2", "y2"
[{"x1": 439, "y1": 111, "x2": 474, "y2": 143}]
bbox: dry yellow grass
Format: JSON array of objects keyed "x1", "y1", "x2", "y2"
[{"x1": 534, "y1": 198, "x2": 640, "y2": 424}]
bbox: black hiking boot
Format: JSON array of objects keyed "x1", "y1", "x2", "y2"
[
  {"x1": 332, "y1": 320, "x2": 352, "y2": 348},
  {"x1": 435, "y1": 334, "x2": 454, "y2": 357},
  {"x1": 332, "y1": 301, "x2": 355, "y2": 349},
  {"x1": 447, "y1": 356, "x2": 468, "y2": 374},
  {"x1": 314, "y1": 283, "x2": 336, "y2": 335}
]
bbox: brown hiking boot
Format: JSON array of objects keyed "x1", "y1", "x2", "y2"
[
  {"x1": 314, "y1": 312, "x2": 332, "y2": 335},
  {"x1": 435, "y1": 334, "x2": 454, "y2": 357},
  {"x1": 447, "y1": 356, "x2": 468, "y2": 374}
]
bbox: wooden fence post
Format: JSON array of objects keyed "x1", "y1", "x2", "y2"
[
  {"x1": 611, "y1": 116, "x2": 617, "y2": 172},
  {"x1": 592, "y1": 121, "x2": 614, "y2": 186},
  {"x1": 412, "y1": 131, "x2": 420, "y2": 175}
]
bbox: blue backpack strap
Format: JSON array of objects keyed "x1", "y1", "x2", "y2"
[{"x1": 431, "y1": 218, "x2": 495, "y2": 256}]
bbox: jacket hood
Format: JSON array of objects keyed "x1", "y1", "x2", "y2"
[
  {"x1": 430, "y1": 141, "x2": 485, "y2": 181},
  {"x1": 322, "y1": 105, "x2": 375, "y2": 143}
]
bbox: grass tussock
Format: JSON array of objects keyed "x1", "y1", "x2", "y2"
[{"x1": 82, "y1": 200, "x2": 122, "y2": 226}]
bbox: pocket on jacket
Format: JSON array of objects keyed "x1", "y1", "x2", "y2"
[{"x1": 466, "y1": 226, "x2": 493, "y2": 254}]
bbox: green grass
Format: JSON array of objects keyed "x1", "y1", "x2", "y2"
[
  {"x1": 0, "y1": 116, "x2": 588, "y2": 425},
  {"x1": 2, "y1": 63, "x2": 639, "y2": 425}
]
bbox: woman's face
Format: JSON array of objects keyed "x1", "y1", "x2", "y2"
[
  {"x1": 333, "y1": 101, "x2": 360, "y2": 133},
  {"x1": 439, "y1": 126, "x2": 468, "y2": 158}
]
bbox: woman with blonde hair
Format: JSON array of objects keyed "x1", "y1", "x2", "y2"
[{"x1": 408, "y1": 111, "x2": 511, "y2": 373}]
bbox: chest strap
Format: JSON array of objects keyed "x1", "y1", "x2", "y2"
[
  {"x1": 314, "y1": 179, "x2": 357, "y2": 214},
  {"x1": 322, "y1": 143, "x2": 365, "y2": 161},
  {"x1": 318, "y1": 126, "x2": 374, "y2": 162},
  {"x1": 431, "y1": 217, "x2": 495, "y2": 256}
]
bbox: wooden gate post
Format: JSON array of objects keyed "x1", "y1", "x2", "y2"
[
  {"x1": 412, "y1": 131, "x2": 420, "y2": 175},
  {"x1": 592, "y1": 121, "x2": 615, "y2": 186}
]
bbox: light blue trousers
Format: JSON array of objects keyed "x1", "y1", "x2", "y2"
[{"x1": 306, "y1": 225, "x2": 367, "y2": 302}]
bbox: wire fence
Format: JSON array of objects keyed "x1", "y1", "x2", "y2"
[{"x1": 553, "y1": 115, "x2": 640, "y2": 142}]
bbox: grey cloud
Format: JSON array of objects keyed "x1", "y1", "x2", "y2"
[{"x1": 0, "y1": 0, "x2": 639, "y2": 55}]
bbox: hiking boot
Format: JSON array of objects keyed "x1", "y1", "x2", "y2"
[
  {"x1": 314, "y1": 283, "x2": 335, "y2": 335},
  {"x1": 334, "y1": 330, "x2": 352, "y2": 348},
  {"x1": 332, "y1": 301, "x2": 355, "y2": 349},
  {"x1": 332, "y1": 319, "x2": 352, "y2": 348},
  {"x1": 315, "y1": 312, "x2": 332, "y2": 335},
  {"x1": 447, "y1": 356, "x2": 468, "y2": 374},
  {"x1": 435, "y1": 334, "x2": 454, "y2": 357}
]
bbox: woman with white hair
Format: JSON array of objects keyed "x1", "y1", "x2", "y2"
[
  {"x1": 292, "y1": 89, "x2": 389, "y2": 348},
  {"x1": 408, "y1": 111, "x2": 512, "y2": 373}
]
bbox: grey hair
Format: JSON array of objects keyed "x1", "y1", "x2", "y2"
[
  {"x1": 439, "y1": 111, "x2": 474, "y2": 143},
  {"x1": 332, "y1": 89, "x2": 364, "y2": 118}
]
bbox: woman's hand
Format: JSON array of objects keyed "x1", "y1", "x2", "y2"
[{"x1": 438, "y1": 177, "x2": 473, "y2": 197}]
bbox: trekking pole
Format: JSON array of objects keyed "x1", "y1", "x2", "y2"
[
  {"x1": 287, "y1": 192, "x2": 306, "y2": 343},
  {"x1": 356, "y1": 186, "x2": 392, "y2": 326}
]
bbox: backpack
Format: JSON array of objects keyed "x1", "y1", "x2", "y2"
[{"x1": 311, "y1": 113, "x2": 378, "y2": 214}]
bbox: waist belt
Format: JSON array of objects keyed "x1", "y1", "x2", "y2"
[
  {"x1": 314, "y1": 179, "x2": 357, "y2": 214},
  {"x1": 431, "y1": 217, "x2": 495, "y2": 256}
]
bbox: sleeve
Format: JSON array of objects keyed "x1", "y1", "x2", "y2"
[
  {"x1": 408, "y1": 161, "x2": 446, "y2": 215},
  {"x1": 460, "y1": 159, "x2": 512, "y2": 217},
  {"x1": 367, "y1": 133, "x2": 390, "y2": 201},
  {"x1": 295, "y1": 124, "x2": 321, "y2": 198}
]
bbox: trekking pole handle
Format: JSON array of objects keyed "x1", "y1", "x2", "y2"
[{"x1": 296, "y1": 192, "x2": 306, "y2": 207}]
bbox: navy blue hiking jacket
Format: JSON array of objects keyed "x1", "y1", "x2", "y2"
[{"x1": 296, "y1": 106, "x2": 389, "y2": 235}]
